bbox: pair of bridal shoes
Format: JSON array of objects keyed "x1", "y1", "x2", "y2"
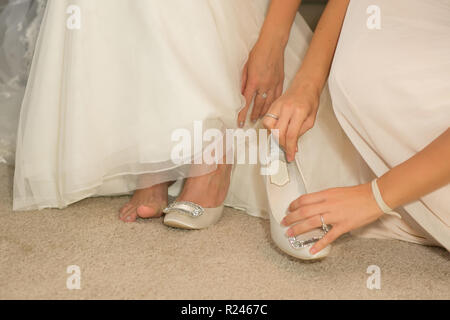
[
  {"x1": 265, "y1": 136, "x2": 331, "y2": 261},
  {"x1": 162, "y1": 136, "x2": 331, "y2": 261}
]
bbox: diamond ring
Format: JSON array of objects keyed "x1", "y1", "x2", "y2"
[
  {"x1": 320, "y1": 215, "x2": 329, "y2": 233},
  {"x1": 258, "y1": 92, "x2": 268, "y2": 99}
]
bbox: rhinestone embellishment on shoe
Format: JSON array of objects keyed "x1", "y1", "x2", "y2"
[
  {"x1": 163, "y1": 201, "x2": 204, "y2": 217},
  {"x1": 288, "y1": 236, "x2": 322, "y2": 249},
  {"x1": 288, "y1": 224, "x2": 330, "y2": 250}
]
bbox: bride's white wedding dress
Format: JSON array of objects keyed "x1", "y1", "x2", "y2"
[{"x1": 11, "y1": 0, "x2": 369, "y2": 213}]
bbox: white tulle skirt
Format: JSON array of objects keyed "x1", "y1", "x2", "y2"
[{"x1": 14, "y1": 0, "x2": 369, "y2": 214}]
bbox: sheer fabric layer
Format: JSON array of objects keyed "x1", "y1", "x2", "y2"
[{"x1": 14, "y1": 0, "x2": 267, "y2": 210}]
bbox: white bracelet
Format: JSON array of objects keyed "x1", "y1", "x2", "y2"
[{"x1": 371, "y1": 179, "x2": 401, "y2": 218}]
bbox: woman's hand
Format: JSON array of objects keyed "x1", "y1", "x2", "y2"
[
  {"x1": 259, "y1": 0, "x2": 351, "y2": 161},
  {"x1": 282, "y1": 183, "x2": 385, "y2": 255},
  {"x1": 238, "y1": 39, "x2": 285, "y2": 127},
  {"x1": 262, "y1": 79, "x2": 321, "y2": 162}
]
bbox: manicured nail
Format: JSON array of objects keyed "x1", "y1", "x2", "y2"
[
  {"x1": 281, "y1": 218, "x2": 286, "y2": 226},
  {"x1": 239, "y1": 121, "x2": 244, "y2": 128},
  {"x1": 310, "y1": 247, "x2": 317, "y2": 255},
  {"x1": 286, "y1": 229, "x2": 293, "y2": 237}
]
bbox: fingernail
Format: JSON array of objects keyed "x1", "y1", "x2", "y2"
[
  {"x1": 281, "y1": 218, "x2": 286, "y2": 226},
  {"x1": 239, "y1": 122, "x2": 244, "y2": 128},
  {"x1": 310, "y1": 247, "x2": 317, "y2": 255},
  {"x1": 286, "y1": 229, "x2": 293, "y2": 237}
]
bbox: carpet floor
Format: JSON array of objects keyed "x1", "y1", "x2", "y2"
[{"x1": 0, "y1": 164, "x2": 449, "y2": 300}]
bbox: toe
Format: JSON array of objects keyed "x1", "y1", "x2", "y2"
[
  {"x1": 124, "y1": 211, "x2": 138, "y2": 223},
  {"x1": 120, "y1": 206, "x2": 137, "y2": 222},
  {"x1": 119, "y1": 203, "x2": 132, "y2": 215},
  {"x1": 137, "y1": 205, "x2": 162, "y2": 218}
]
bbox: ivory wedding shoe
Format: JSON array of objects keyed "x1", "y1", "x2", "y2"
[
  {"x1": 265, "y1": 138, "x2": 331, "y2": 260},
  {"x1": 163, "y1": 201, "x2": 224, "y2": 230}
]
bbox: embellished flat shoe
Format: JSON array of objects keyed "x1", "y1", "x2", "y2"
[
  {"x1": 163, "y1": 201, "x2": 224, "y2": 230},
  {"x1": 265, "y1": 138, "x2": 331, "y2": 260}
]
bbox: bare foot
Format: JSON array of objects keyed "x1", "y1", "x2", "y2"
[
  {"x1": 177, "y1": 164, "x2": 232, "y2": 208},
  {"x1": 119, "y1": 182, "x2": 169, "y2": 223}
]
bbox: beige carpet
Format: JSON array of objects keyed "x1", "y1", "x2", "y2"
[{"x1": 0, "y1": 164, "x2": 449, "y2": 300}]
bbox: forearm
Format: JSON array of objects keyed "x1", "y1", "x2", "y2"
[
  {"x1": 378, "y1": 129, "x2": 450, "y2": 209},
  {"x1": 294, "y1": 0, "x2": 350, "y2": 94},
  {"x1": 257, "y1": 0, "x2": 303, "y2": 49}
]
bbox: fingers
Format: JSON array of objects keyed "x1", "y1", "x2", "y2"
[
  {"x1": 298, "y1": 114, "x2": 316, "y2": 137},
  {"x1": 310, "y1": 226, "x2": 343, "y2": 255},
  {"x1": 261, "y1": 91, "x2": 275, "y2": 118},
  {"x1": 282, "y1": 202, "x2": 329, "y2": 226},
  {"x1": 275, "y1": 83, "x2": 283, "y2": 100},
  {"x1": 239, "y1": 61, "x2": 282, "y2": 126},
  {"x1": 274, "y1": 106, "x2": 291, "y2": 150},
  {"x1": 241, "y1": 62, "x2": 248, "y2": 94},
  {"x1": 285, "y1": 112, "x2": 304, "y2": 162},
  {"x1": 243, "y1": 83, "x2": 257, "y2": 114},
  {"x1": 286, "y1": 213, "x2": 334, "y2": 237},
  {"x1": 238, "y1": 63, "x2": 250, "y2": 127},
  {"x1": 267, "y1": 101, "x2": 308, "y2": 155},
  {"x1": 289, "y1": 191, "x2": 328, "y2": 212},
  {"x1": 237, "y1": 105, "x2": 249, "y2": 128},
  {"x1": 237, "y1": 82, "x2": 257, "y2": 128},
  {"x1": 251, "y1": 92, "x2": 268, "y2": 122},
  {"x1": 263, "y1": 81, "x2": 282, "y2": 117},
  {"x1": 262, "y1": 102, "x2": 281, "y2": 131}
]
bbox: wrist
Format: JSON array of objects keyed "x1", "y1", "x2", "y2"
[
  {"x1": 371, "y1": 179, "x2": 392, "y2": 213},
  {"x1": 291, "y1": 76, "x2": 322, "y2": 99},
  {"x1": 294, "y1": 70, "x2": 326, "y2": 93},
  {"x1": 371, "y1": 178, "x2": 402, "y2": 218},
  {"x1": 377, "y1": 175, "x2": 402, "y2": 209},
  {"x1": 364, "y1": 182, "x2": 385, "y2": 218},
  {"x1": 257, "y1": 28, "x2": 290, "y2": 50}
]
